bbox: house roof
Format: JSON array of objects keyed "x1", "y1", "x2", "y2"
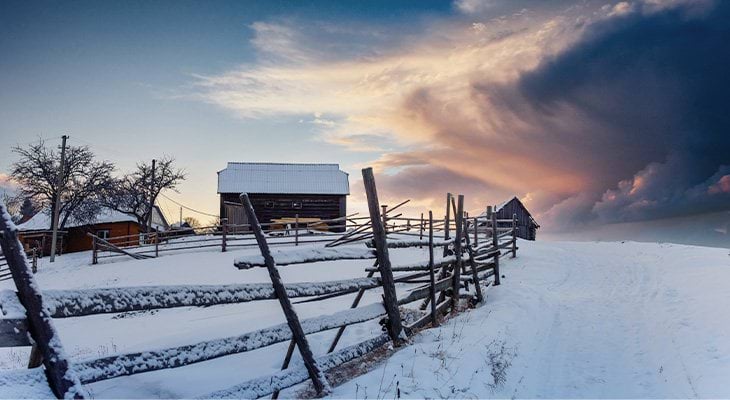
[
  {"x1": 17, "y1": 206, "x2": 169, "y2": 232},
  {"x1": 217, "y1": 162, "x2": 350, "y2": 195}
]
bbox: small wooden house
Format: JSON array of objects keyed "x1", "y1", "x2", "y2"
[
  {"x1": 217, "y1": 162, "x2": 350, "y2": 232},
  {"x1": 491, "y1": 197, "x2": 540, "y2": 240},
  {"x1": 17, "y1": 207, "x2": 169, "y2": 254}
]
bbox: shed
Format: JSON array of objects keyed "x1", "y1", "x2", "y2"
[
  {"x1": 17, "y1": 206, "x2": 169, "y2": 255},
  {"x1": 217, "y1": 162, "x2": 350, "y2": 232},
  {"x1": 484, "y1": 197, "x2": 540, "y2": 240}
]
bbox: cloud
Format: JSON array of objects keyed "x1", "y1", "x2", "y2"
[{"x1": 193, "y1": 0, "x2": 730, "y2": 231}]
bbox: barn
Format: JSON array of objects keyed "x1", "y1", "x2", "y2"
[
  {"x1": 217, "y1": 162, "x2": 350, "y2": 232},
  {"x1": 491, "y1": 196, "x2": 540, "y2": 240}
]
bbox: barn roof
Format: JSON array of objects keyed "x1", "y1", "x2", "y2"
[{"x1": 217, "y1": 162, "x2": 350, "y2": 195}]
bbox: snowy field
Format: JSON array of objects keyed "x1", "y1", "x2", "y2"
[{"x1": 1, "y1": 239, "x2": 730, "y2": 398}]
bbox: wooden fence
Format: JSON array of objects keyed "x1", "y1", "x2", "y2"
[{"x1": 0, "y1": 167, "x2": 519, "y2": 399}]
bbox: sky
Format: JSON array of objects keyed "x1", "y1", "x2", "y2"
[{"x1": 1, "y1": 0, "x2": 729, "y2": 245}]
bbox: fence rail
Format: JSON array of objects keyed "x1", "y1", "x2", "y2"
[{"x1": 0, "y1": 168, "x2": 520, "y2": 399}]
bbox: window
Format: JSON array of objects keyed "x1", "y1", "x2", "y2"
[
  {"x1": 292, "y1": 201, "x2": 302, "y2": 209},
  {"x1": 96, "y1": 230, "x2": 110, "y2": 240},
  {"x1": 265, "y1": 201, "x2": 275, "y2": 208}
]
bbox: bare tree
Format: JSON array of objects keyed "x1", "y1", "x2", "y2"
[
  {"x1": 11, "y1": 140, "x2": 115, "y2": 229},
  {"x1": 105, "y1": 157, "x2": 185, "y2": 232}
]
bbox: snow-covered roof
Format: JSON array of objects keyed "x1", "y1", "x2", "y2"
[
  {"x1": 17, "y1": 207, "x2": 169, "y2": 231},
  {"x1": 217, "y1": 162, "x2": 350, "y2": 195}
]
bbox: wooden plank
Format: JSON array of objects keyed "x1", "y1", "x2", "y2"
[
  {"x1": 239, "y1": 193, "x2": 329, "y2": 396},
  {"x1": 361, "y1": 168, "x2": 404, "y2": 344},
  {"x1": 0, "y1": 205, "x2": 87, "y2": 399}
]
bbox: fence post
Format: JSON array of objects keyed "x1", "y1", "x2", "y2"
[
  {"x1": 362, "y1": 168, "x2": 404, "y2": 344},
  {"x1": 428, "y1": 211, "x2": 438, "y2": 327},
  {"x1": 512, "y1": 213, "x2": 517, "y2": 258},
  {"x1": 221, "y1": 218, "x2": 228, "y2": 252},
  {"x1": 381, "y1": 205, "x2": 388, "y2": 234},
  {"x1": 492, "y1": 211, "x2": 501, "y2": 286},
  {"x1": 31, "y1": 248, "x2": 38, "y2": 273},
  {"x1": 239, "y1": 193, "x2": 330, "y2": 396},
  {"x1": 451, "y1": 195, "x2": 464, "y2": 313},
  {"x1": 419, "y1": 213, "x2": 424, "y2": 248},
  {"x1": 295, "y1": 214, "x2": 299, "y2": 246},
  {"x1": 154, "y1": 232, "x2": 159, "y2": 258},
  {"x1": 0, "y1": 205, "x2": 88, "y2": 399},
  {"x1": 462, "y1": 217, "x2": 483, "y2": 303},
  {"x1": 443, "y1": 193, "x2": 451, "y2": 257},
  {"x1": 91, "y1": 236, "x2": 98, "y2": 265},
  {"x1": 473, "y1": 217, "x2": 478, "y2": 247}
]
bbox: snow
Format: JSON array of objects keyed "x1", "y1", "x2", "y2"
[
  {"x1": 0, "y1": 290, "x2": 25, "y2": 319},
  {"x1": 331, "y1": 241, "x2": 730, "y2": 398},
  {"x1": 2, "y1": 239, "x2": 730, "y2": 398},
  {"x1": 234, "y1": 246, "x2": 375, "y2": 268},
  {"x1": 0, "y1": 368, "x2": 55, "y2": 398}
]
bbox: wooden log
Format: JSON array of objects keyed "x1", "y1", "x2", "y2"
[
  {"x1": 0, "y1": 205, "x2": 87, "y2": 399},
  {"x1": 364, "y1": 257, "x2": 455, "y2": 273},
  {"x1": 398, "y1": 275, "x2": 452, "y2": 305},
  {"x1": 234, "y1": 247, "x2": 376, "y2": 269},
  {"x1": 361, "y1": 168, "x2": 404, "y2": 344},
  {"x1": 42, "y1": 277, "x2": 380, "y2": 318},
  {"x1": 492, "y1": 212, "x2": 501, "y2": 286},
  {"x1": 239, "y1": 193, "x2": 329, "y2": 396}
]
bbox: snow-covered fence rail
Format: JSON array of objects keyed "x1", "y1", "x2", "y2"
[{"x1": 89, "y1": 214, "x2": 372, "y2": 264}]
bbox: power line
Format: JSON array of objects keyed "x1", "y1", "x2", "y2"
[{"x1": 159, "y1": 193, "x2": 219, "y2": 218}]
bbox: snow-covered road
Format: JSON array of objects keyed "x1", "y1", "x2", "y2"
[{"x1": 332, "y1": 240, "x2": 730, "y2": 398}]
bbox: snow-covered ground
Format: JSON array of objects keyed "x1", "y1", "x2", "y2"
[
  {"x1": 1, "y1": 239, "x2": 729, "y2": 398},
  {"x1": 332, "y1": 240, "x2": 730, "y2": 399}
]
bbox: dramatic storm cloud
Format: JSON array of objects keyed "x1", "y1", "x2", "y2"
[{"x1": 195, "y1": 0, "x2": 730, "y2": 232}]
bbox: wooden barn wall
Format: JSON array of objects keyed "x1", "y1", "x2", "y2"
[
  {"x1": 220, "y1": 193, "x2": 347, "y2": 232},
  {"x1": 494, "y1": 199, "x2": 537, "y2": 240}
]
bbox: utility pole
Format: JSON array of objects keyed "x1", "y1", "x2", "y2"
[
  {"x1": 147, "y1": 159, "x2": 156, "y2": 234},
  {"x1": 49, "y1": 135, "x2": 68, "y2": 263}
]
